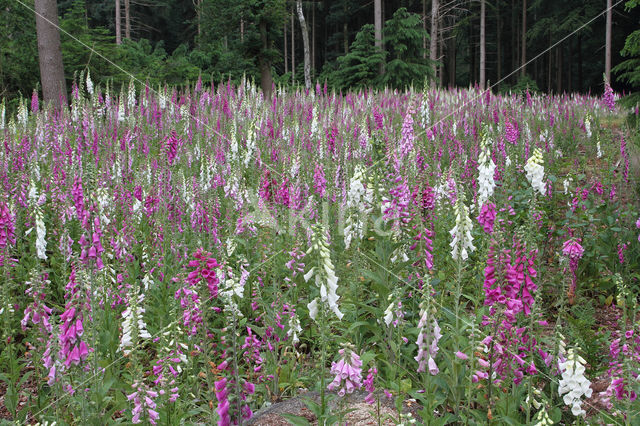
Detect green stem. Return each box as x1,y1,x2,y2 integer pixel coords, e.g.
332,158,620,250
232,308,243,426
320,304,327,422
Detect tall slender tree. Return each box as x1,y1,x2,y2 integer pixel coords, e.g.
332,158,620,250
480,0,486,89
297,0,311,89
605,0,612,82
124,0,130,40
521,0,527,77
430,0,439,80
35,0,66,107
115,0,121,44
375,0,384,75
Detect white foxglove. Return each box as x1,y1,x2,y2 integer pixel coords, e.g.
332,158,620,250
449,198,475,261
524,148,546,195
558,347,592,417
584,115,592,138
86,70,94,96
287,315,302,344
477,128,496,206
120,292,151,356
17,101,28,128
35,207,47,260
344,165,373,248
305,224,343,321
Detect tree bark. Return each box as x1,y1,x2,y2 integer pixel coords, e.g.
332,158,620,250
605,0,612,82
521,0,527,78
124,0,130,39
312,0,315,78
422,0,427,60
375,0,383,74
448,20,456,87
259,21,273,100
496,0,502,83
284,19,288,75
115,0,121,45
480,0,486,90
296,0,311,90
430,0,439,81
291,9,295,85
343,1,348,54
578,34,583,92
35,0,67,107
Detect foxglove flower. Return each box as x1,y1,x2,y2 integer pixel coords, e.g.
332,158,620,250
415,284,441,375
558,348,592,417
305,223,343,321
603,80,616,112
327,344,363,396
477,129,496,205
344,165,373,248
0,202,15,263
128,380,160,424
399,107,415,158
415,310,441,375
28,182,46,259
584,114,592,138
524,148,545,195
120,291,151,356
477,203,496,234
450,197,475,261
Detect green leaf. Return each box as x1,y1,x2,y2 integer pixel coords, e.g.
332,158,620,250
281,414,312,426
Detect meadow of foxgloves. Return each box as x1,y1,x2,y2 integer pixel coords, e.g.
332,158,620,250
0,76,639,425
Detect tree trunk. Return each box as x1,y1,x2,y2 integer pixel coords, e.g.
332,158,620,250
343,1,348,55
241,19,244,43
284,19,288,75
605,0,612,82
312,0,315,78
430,0,439,80
547,32,552,92
578,34,583,92
422,0,427,60
521,0,527,78
480,0,486,90
496,0,501,84
124,0,130,39
448,21,456,87
115,0,121,45
511,0,516,84
375,0,384,74
296,0,311,90
259,21,273,100
291,9,295,85
556,47,561,93
35,0,67,107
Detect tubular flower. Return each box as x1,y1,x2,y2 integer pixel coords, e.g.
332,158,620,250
327,344,363,396
524,148,545,195
415,283,441,375
305,223,343,321
558,348,592,417
119,291,152,356
477,127,496,206
449,197,475,261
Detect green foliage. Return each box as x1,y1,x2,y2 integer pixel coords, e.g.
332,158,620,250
329,25,385,90
59,1,118,85
381,8,433,90
323,8,433,92
0,0,39,106
613,0,640,105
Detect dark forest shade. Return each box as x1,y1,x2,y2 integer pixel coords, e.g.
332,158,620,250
2,0,640,103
